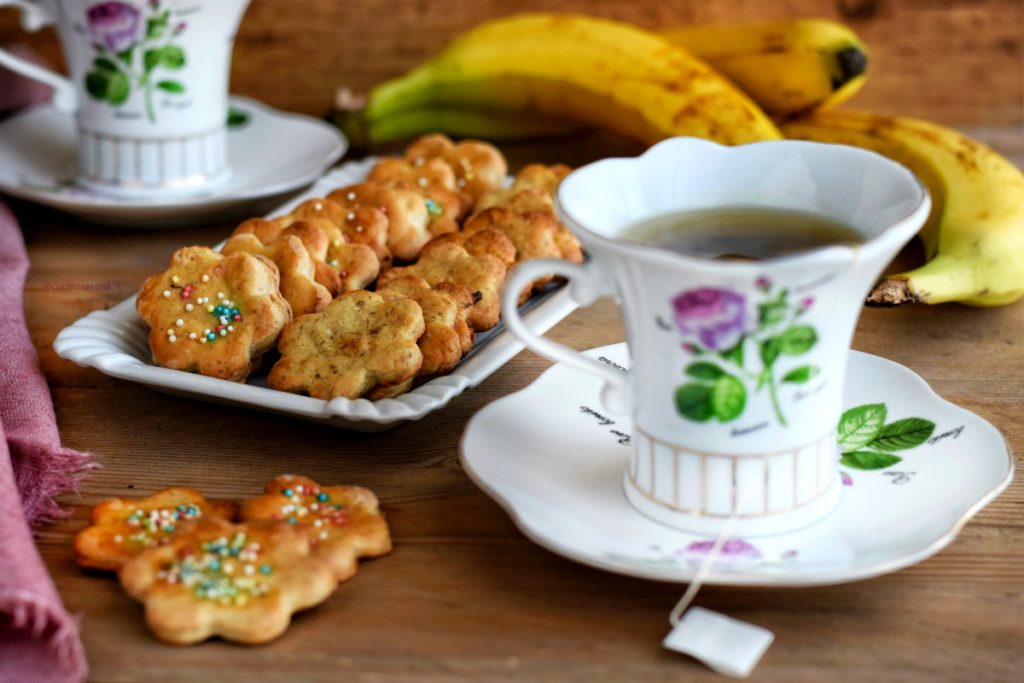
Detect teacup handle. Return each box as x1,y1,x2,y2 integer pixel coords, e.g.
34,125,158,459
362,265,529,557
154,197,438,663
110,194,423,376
502,258,632,414
0,0,77,112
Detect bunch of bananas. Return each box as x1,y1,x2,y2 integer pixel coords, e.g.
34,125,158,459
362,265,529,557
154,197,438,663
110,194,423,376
338,13,1024,307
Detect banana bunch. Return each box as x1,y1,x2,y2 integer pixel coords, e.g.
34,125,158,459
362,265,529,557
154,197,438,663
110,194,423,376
342,15,866,146
784,111,1024,306
352,13,782,146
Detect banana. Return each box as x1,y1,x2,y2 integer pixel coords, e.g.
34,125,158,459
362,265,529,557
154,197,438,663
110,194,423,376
364,13,781,146
664,19,868,118
783,111,1024,306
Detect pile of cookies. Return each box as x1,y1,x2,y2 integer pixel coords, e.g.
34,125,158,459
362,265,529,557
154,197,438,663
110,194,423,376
74,475,390,644
136,134,583,399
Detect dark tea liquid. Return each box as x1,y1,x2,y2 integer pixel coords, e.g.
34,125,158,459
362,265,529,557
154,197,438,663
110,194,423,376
622,207,863,260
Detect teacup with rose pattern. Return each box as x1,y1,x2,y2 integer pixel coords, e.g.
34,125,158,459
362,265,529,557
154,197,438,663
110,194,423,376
0,0,249,197
502,137,930,536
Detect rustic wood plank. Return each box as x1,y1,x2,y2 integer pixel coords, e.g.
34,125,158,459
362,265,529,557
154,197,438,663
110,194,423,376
4,0,1020,126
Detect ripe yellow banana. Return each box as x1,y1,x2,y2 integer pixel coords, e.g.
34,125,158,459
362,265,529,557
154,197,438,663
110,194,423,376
783,111,1024,306
664,19,868,117
365,13,781,146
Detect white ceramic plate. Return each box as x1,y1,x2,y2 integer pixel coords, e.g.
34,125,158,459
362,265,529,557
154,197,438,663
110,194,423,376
53,158,578,431
460,342,1013,586
0,96,345,226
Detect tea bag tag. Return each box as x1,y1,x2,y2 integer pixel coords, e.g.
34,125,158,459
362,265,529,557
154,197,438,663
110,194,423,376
663,607,774,678
662,514,773,678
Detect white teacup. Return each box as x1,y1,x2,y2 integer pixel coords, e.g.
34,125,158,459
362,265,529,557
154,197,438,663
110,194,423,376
502,138,930,536
0,0,249,198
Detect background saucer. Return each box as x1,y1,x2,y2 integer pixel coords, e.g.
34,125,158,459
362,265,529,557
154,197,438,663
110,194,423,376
460,343,1013,586
0,96,346,227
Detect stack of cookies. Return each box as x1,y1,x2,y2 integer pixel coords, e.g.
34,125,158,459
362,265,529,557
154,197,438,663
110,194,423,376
75,476,391,644
136,134,583,399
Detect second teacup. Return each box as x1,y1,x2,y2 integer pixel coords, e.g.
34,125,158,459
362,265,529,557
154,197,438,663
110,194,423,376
0,0,250,198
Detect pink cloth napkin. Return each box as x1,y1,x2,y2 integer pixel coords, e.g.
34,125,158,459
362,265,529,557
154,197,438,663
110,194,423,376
0,50,90,683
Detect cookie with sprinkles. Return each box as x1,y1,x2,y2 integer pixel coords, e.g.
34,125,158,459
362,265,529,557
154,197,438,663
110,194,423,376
136,247,291,382
326,182,431,262
119,517,337,645
74,487,238,571
294,218,382,292
368,157,468,236
268,290,425,400
241,475,391,581
319,208,393,271
404,133,508,204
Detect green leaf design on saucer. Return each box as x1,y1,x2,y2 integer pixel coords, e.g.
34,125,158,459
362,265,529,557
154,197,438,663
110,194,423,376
838,404,937,478
841,450,902,470
838,403,886,451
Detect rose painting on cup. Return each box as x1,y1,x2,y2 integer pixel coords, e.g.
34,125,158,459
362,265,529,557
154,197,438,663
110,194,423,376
83,0,188,123
672,277,820,426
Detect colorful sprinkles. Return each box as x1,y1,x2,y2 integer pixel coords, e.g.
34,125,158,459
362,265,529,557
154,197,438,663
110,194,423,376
273,483,348,544
121,503,203,548
156,531,272,605
163,273,244,346
424,198,443,217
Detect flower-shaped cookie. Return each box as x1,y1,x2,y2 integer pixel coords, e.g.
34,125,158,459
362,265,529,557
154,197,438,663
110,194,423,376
303,209,393,270
119,517,337,644
297,218,382,291
461,207,567,299
240,475,391,581
280,199,393,269
377,237,509,332
327,182,431,262
378,274,474,376
472,164,584,266
368,157,467,236
405,133,508,203
465,207,563,265
136,247,291,381
268,290,425,400
511,162,572,196
74,487,238,571
221,233,332,316
234,217,381,295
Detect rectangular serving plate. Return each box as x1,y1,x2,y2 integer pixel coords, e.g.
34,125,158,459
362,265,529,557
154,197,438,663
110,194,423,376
53,159,578,431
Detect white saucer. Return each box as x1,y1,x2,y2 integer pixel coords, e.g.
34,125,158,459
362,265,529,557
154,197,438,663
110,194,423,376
460,343,1013,586
0,96,346,226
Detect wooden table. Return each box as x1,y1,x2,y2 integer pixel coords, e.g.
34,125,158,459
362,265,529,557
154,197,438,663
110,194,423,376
17,132,1024,682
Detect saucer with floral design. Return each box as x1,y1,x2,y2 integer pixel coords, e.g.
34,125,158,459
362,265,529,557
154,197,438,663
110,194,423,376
460,343,1012,586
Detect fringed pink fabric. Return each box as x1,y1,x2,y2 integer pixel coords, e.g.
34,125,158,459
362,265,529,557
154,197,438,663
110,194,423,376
0,199,91,682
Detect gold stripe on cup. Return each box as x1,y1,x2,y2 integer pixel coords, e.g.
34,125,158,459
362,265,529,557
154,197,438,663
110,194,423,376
630,428,836,518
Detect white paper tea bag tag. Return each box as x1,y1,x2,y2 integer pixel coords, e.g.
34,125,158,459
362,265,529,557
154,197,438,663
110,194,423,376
663,606,774,678
661,513,773,677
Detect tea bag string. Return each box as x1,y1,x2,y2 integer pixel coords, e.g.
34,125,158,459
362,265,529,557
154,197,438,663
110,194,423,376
669,511,739,627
